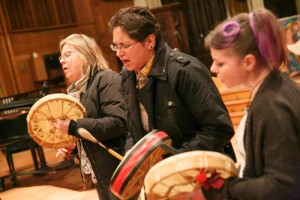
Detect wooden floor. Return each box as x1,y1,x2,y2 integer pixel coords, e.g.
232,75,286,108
0,147,98,200
0,141,241,200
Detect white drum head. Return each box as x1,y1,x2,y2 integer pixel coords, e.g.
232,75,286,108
27,93,86,149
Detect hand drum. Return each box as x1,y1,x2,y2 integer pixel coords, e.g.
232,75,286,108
27,93,86,149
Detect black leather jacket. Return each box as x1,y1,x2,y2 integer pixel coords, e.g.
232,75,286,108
69,69,127,189
120,42,235,159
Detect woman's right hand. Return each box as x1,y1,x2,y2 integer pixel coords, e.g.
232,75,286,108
55,143,76,160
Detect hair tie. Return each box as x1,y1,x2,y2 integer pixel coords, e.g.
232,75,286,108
219,21,240,48
222,21,240,37
249,12,276,68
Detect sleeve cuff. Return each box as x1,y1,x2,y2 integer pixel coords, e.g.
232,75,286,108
68,119,80,138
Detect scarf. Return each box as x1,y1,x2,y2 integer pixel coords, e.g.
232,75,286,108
67,74,98,186
67,75,89,99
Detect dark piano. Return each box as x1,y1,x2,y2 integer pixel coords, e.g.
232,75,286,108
0,88,53,191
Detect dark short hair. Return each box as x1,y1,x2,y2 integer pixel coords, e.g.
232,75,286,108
108,6,161,48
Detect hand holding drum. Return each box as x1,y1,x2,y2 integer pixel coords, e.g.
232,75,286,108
26,93,122,160
27,93,85,149
143,151,238,200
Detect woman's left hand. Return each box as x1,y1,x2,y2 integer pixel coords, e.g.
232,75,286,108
52,118,71,134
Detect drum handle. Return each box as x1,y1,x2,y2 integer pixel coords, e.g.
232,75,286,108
96,141,123,161
160,143,180,155
78,128,123,161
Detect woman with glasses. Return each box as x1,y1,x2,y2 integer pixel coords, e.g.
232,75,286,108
203,8,300,199
108,5,236,193
52,33,127,200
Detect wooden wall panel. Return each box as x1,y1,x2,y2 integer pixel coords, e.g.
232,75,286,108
182,0,227,68
13,55,36,93
92,0,133,72
10,25,96,56
9,25,96,93
0,36,17,96
2,0,77,32
74,0,94,24
0,0,132,95
31,52,49,82
228,0,248,17
151,3,190,54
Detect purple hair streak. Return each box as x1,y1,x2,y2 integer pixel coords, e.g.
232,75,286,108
249,12,276,67
221,21,240,48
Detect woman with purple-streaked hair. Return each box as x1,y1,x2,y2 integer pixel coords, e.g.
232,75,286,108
202,8,300,200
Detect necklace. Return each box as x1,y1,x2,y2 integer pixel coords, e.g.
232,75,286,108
246,77,265,108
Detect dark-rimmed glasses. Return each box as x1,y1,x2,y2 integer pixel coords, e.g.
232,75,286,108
110,41,139,52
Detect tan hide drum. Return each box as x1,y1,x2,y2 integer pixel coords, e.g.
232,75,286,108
144,151,238,200
110,130,172,200
27,93,86,149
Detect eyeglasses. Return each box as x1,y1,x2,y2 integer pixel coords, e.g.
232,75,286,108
110,41,139,52
59,51,76,62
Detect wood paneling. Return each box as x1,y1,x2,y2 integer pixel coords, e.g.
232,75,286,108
0,36,17,96
91,0,133,72
0,0,134,96
9,25,96,92
228,0,249,17
13,55,37,92
182,0,228,68
10,25,96,56
2,0,77,32
74,0,94,24
0,0,96,95
0,18,2,34
0,3,17,97
151,3,190,53
10,25,95,93
0,148,95,197
1,185,97,200
31,52,49,82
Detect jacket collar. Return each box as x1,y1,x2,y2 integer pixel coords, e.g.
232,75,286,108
257,70,280,93
120,42,171,83
148,42,171,81
86,67,99,88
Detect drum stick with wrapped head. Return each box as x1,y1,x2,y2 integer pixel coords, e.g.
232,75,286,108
78,128,123,161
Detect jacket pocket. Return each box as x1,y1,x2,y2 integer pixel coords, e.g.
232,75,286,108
165,102,184,147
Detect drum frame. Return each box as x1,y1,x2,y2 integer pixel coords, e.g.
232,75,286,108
110,130,172,199
144,150,238,200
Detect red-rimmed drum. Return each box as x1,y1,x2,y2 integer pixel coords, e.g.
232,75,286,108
110,130,172,200
144,151,238,200
27,93,86,149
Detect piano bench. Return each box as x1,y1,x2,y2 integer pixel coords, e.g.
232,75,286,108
0,139,46,190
